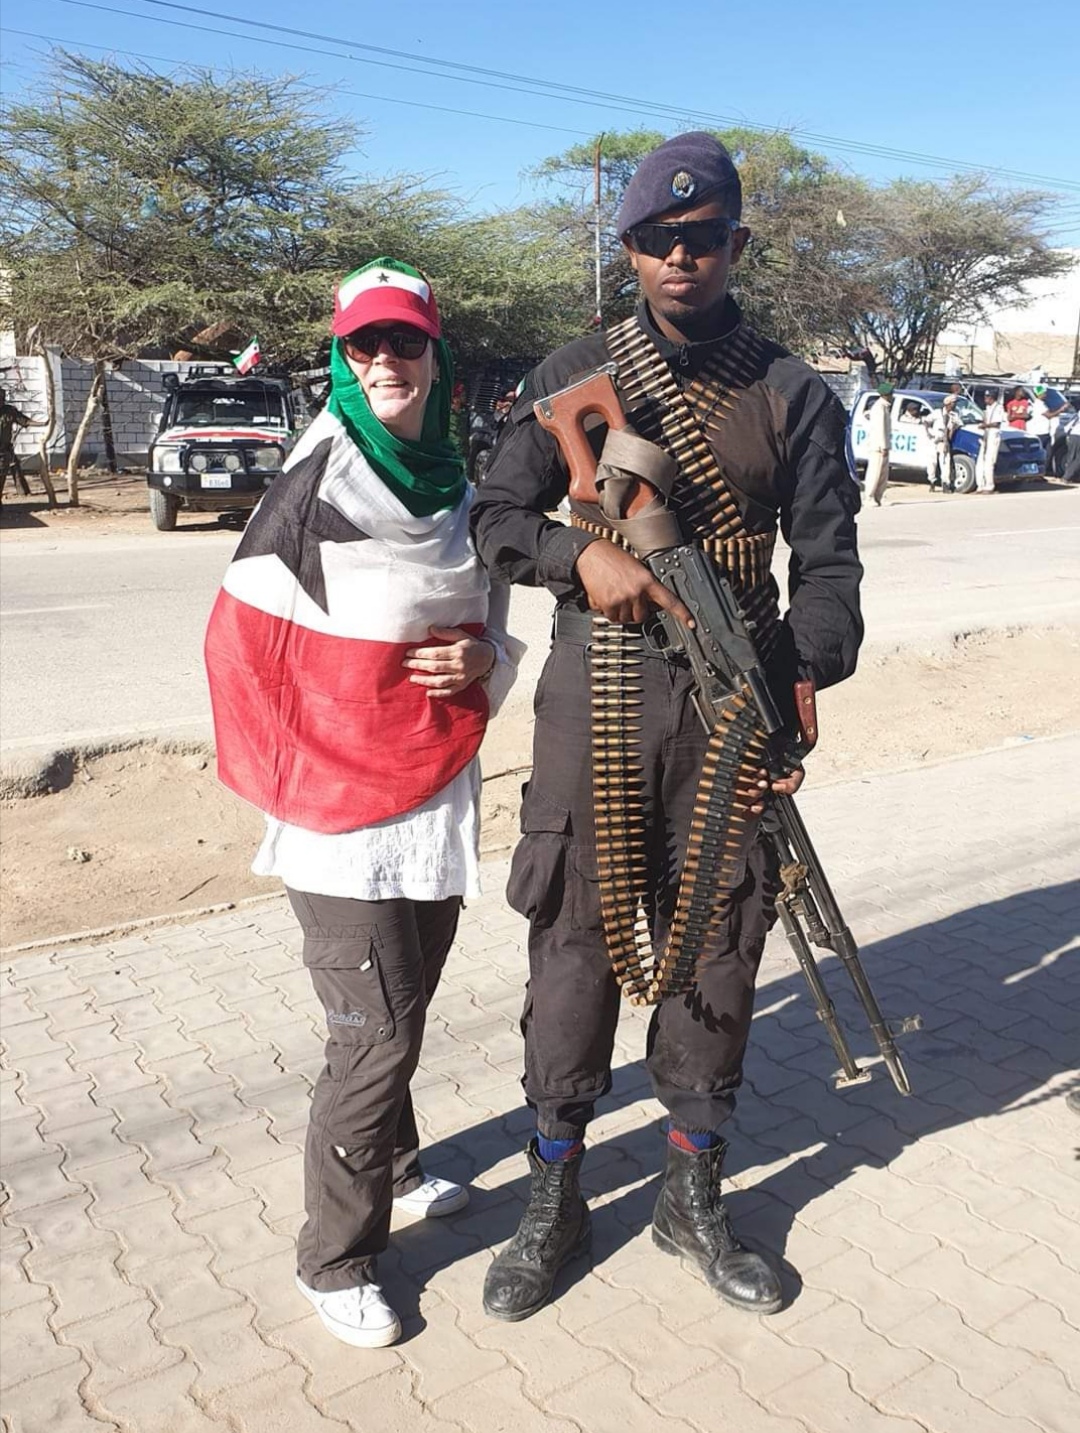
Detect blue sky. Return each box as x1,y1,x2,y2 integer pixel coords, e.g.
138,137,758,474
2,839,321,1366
4,0,1079,243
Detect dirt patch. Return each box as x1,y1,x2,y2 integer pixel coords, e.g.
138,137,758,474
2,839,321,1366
2,626,1077,950
0,470,243,540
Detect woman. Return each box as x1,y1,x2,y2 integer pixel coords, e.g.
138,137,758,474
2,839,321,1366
1005,386,1031,430
204,258,521,1349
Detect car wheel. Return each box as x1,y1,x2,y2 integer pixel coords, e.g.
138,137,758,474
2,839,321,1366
149,488,180,530
950,454,977,494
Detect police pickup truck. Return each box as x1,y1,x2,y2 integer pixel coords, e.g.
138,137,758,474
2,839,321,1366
849,388,1045,492
147,368,298,530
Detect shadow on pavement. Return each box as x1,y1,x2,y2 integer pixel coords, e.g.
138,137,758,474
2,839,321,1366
388,879,1078,1324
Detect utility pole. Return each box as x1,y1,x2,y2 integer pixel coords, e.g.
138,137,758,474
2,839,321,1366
594,134,604,329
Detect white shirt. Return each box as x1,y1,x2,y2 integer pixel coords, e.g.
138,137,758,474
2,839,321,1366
868,396,891,452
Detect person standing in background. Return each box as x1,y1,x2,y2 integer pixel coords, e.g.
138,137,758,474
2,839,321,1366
978,388,1006,493
863,384,893,506
1005,386,1030,430
0,387,35,498
1030,386,1068,470
927,394,958,491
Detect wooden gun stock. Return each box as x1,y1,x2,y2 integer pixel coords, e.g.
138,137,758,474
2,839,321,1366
533,363,626,506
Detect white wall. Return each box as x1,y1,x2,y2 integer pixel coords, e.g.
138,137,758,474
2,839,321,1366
936,248,1080,377
3,356,216,468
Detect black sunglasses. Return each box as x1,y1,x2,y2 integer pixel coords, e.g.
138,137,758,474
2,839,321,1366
343,326,430,360
626,217,740,260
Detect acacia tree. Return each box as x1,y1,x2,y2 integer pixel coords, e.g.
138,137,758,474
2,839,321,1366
0,51,611,498
420,206,589,364
0,54,374,498
837,177,1074,382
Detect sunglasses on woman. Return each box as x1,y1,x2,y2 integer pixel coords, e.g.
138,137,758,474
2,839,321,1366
343,326,430,360
626,217,740,261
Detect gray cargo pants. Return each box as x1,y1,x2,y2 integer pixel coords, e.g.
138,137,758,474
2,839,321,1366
286,888,461,1291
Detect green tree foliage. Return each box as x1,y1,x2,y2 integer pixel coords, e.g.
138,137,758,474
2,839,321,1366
0,50,593,485
0,54,376,491
424,206,591,364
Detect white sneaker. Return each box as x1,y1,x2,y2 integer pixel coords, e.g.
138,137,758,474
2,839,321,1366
392,1175,470,1218
295,1276,401,1348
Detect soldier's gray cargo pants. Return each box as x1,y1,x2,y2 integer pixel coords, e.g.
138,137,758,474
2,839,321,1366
286,889,461,1291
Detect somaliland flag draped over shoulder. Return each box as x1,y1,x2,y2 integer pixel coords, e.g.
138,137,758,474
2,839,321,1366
203,412,490,835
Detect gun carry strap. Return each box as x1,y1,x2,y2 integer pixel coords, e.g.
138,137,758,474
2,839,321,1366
568,318,780,1004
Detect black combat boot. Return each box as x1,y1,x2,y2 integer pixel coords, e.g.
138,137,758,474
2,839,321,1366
482,1139,591,1321
652,1138,783,1314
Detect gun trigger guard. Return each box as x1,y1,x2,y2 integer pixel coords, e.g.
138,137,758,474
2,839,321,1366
641,614,674,656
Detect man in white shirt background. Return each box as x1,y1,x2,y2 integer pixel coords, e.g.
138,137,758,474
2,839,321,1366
977,388,1005,493
864,384,893,506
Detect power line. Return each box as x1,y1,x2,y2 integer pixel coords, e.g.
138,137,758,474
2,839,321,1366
0,26,593,140
47,1,710,150
7,25,1079,250
57,0,1080,195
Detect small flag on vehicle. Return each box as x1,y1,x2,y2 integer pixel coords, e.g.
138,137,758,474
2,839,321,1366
233,337,260,375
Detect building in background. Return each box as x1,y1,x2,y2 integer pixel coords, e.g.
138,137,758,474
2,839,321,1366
936,249,1080,379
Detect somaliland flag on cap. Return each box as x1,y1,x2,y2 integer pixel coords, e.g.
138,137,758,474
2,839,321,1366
332,257,442,339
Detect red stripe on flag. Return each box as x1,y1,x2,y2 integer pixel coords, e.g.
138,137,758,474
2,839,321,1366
205,590,488,833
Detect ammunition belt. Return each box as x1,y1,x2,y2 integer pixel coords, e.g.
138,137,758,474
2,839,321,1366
587,615,768,1005
552,606,680,659
605,317,772,545
571,318,780,1004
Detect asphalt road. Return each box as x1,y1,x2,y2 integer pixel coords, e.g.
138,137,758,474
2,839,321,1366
2,487,1078,753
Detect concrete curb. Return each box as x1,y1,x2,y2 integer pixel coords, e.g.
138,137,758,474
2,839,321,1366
5,730,1076,961
0,889,287,958
4,620,1072,802
0,734,214,800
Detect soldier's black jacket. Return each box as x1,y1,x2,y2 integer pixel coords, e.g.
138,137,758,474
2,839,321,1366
470,297,864,695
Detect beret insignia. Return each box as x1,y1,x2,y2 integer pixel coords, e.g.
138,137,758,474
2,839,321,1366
670,170,696,201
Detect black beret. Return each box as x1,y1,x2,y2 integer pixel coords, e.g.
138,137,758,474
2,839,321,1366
616,132,742,238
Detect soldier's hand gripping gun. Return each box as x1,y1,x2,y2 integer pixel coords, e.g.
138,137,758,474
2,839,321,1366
535,364,922,1096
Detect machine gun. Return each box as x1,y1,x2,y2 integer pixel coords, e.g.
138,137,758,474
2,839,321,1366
535,364,921,1096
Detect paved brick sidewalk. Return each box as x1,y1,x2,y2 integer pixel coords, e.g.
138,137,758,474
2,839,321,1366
2,737,1078,1433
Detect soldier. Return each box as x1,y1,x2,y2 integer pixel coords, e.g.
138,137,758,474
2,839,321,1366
471,133,864,1322
0,387,34,498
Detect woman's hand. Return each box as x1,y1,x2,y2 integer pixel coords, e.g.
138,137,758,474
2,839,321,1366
749,765,805,816
403,626,496,698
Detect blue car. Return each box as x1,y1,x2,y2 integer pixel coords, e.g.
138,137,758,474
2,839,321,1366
849,389,1045,492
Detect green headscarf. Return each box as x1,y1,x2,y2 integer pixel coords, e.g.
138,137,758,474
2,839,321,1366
327,264,465,517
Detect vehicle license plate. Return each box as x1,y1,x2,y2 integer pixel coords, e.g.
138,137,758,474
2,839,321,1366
201,475,232,489
1019,462,1041,474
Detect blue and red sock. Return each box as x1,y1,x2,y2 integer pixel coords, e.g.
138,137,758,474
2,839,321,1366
668,1124,720,1153
537,1134,584,1163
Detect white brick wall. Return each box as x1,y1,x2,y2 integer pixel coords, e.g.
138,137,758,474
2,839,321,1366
1,356,57,463
3,356,220,469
